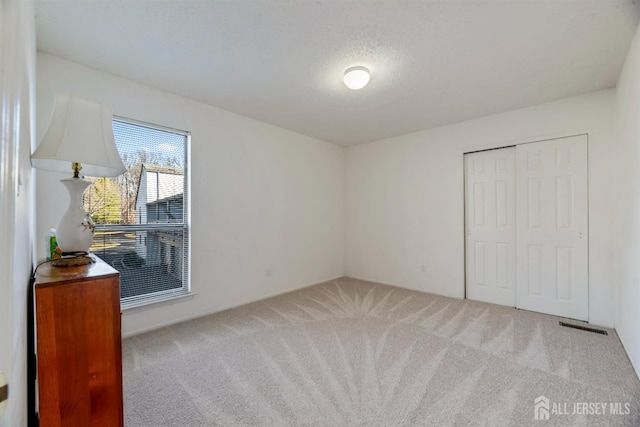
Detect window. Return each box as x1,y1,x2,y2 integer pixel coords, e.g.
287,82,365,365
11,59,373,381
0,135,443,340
85,117,190,308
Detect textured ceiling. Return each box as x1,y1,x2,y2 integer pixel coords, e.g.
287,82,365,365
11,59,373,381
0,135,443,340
35,0,640,146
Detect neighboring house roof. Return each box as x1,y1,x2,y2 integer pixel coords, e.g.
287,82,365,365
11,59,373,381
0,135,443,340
143,164,183,175
134,163,184,207
147,193,183,222
146,193,183,206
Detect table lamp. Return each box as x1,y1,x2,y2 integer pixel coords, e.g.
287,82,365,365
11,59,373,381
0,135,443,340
32,95,126,266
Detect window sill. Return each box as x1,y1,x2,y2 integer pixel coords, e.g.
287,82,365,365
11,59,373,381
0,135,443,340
121,290,195,312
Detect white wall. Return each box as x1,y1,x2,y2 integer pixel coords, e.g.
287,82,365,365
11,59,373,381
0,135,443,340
614,23,640,375
0,0,36,425
36,53,345,336
346,89,617,327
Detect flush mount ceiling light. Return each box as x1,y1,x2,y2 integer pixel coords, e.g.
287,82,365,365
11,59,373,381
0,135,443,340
343,66,370,90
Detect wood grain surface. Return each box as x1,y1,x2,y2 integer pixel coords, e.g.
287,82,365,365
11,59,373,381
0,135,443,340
35,255,123,426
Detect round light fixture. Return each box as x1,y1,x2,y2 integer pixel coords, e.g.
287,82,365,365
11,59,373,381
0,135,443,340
343,66,370,90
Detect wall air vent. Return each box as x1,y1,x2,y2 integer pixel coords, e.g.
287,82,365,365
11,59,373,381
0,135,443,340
559,321,608,335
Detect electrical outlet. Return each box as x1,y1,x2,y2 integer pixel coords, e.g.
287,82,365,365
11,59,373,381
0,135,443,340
266,268,271,277
421,265,426,273
0,370,7,418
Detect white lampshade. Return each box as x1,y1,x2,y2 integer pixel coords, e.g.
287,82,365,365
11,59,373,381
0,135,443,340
343,66,370,90
32,95,125,177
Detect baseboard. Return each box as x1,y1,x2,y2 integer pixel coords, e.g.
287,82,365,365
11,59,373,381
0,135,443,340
122,275,344,338
615,327,640,380
345,274,404,289
345,274,464,299
587,318,615,329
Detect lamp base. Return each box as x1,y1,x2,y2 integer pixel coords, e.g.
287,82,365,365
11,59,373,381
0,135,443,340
56,177,95,253
52,254,95,267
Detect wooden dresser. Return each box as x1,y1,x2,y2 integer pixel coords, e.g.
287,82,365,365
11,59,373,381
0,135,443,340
35,254,123,426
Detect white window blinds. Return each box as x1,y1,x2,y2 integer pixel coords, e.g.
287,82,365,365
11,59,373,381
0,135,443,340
86,117,190,308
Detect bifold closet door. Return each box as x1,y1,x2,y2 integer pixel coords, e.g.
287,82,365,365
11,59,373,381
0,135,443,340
515,135,588,321
465,135,588,321
465,147,516,307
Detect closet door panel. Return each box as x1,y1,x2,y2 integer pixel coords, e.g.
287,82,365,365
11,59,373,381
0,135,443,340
515,135,588,320
465,147,516,307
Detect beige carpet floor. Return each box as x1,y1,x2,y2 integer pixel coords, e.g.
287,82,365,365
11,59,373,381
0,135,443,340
122,277,640,426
